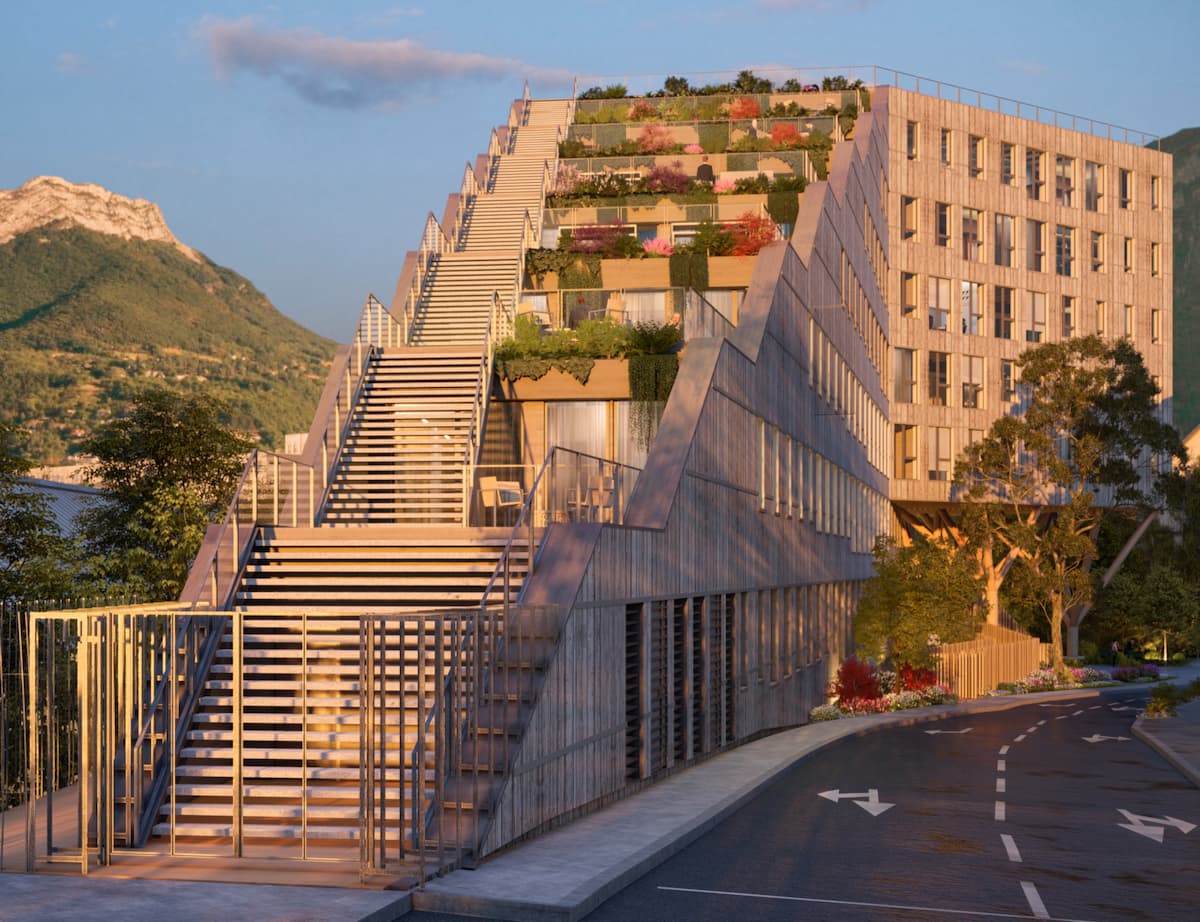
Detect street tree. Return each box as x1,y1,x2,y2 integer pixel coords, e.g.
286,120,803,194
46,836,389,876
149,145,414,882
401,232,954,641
77,386,252,599
0,423,73,601
954,336,1183,674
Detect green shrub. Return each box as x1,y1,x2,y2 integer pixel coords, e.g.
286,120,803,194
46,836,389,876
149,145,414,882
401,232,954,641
766,190,799,227
1145,682,1180,717
698,122,728,153
1079,639,1100,664
579,84,628,100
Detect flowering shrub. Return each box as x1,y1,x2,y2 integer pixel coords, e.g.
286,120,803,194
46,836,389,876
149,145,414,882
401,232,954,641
810,704,847,721
830,656,880,706
627,100,659,121
1068,666,1109,684
1112,663,1160,682
770,122,803,149
713,177,736,194
899,663,940,691
644,161,691,194
730,96,761,119
810,681,957,721
554,164,583,196
637,123,674,154
683,143,703,154
994,665,1117,695
729,211,777,256
569,222,640,257
642,236,674,257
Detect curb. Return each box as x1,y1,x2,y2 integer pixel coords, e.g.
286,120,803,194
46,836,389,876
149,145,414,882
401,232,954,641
1131,716,1200,789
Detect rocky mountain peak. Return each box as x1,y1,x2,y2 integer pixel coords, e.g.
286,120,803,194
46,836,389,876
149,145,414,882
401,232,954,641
0,175,200,260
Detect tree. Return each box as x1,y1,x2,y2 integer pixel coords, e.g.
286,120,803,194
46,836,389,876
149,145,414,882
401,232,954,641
855,536,985,668
77,386,252,599
0,423,73,601
955,336,1183,675
1093,563,1199,657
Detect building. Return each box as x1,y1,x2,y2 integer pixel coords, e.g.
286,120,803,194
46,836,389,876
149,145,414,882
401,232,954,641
20,68,1170,880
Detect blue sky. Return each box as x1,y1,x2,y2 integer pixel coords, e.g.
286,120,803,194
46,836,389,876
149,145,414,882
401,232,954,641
2,1,1196,340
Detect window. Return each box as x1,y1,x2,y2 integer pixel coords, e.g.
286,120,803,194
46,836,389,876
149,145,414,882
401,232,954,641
1062,295,1076,338
1151,175,1161,210
1000,142,1015,185
906,120,918,160
928,351,949,406
894,425,917,479
1027,291,1046,343
994,213,1014,267
962,355,984,409
1123,304,1134,339
1151,242,1161,277
969,134,983,178
1119,168,1133,209
927,427,952,481
901,196,917,240
963,208,982,260
1096,301,1107,338
1026,148,1044,200
901,271,918,315
1026,219,1044,272
940,128,952,166
1152,308,1162,344
1123,237,1134,273
1091,231,1104,272
1055,155,1074,206
1055,225,1074,276
1084,161,1102,212
994,286,1014,339
1001,360,1016,402
894,348,915,403
928,276,951,331
961,280,982,335
935,202,950,247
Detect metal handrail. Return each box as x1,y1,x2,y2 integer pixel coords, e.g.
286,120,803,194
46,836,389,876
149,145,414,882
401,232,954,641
403,212,452,343
460,319,495,527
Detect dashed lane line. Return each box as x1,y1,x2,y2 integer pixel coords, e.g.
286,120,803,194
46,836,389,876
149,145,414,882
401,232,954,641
997,759,1006,772
996,778,1007,793
999,745,1010,755
995,800,1006,821
1001,833,1022,862
1021,881,1050,920
1015,734,1027,742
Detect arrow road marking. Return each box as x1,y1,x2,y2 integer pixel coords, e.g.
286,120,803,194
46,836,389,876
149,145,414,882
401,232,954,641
925,727,974,735
818,788,894,816
1117,809,1196,842
1083,734,1131,743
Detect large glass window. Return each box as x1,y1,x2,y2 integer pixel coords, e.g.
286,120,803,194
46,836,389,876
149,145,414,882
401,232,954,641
927,427,952,481
894,348,915,403
1001,359,1016,402
1026,148,1044,200
1026,219,1044,272
1123,237,1134,273
901,196,917,240
1055,155,1074,207
940,128,952,167
1091,231,1105,272
1084,161,1102,211
962,208,982,261
1000,142,1015,185
901,271,918,316
1055,225,1074,276
906,121,918,160
1119,168,1133,209
994,286,1014,339
928,351,949,406
961,280,982,335
1096,301,1107,338
1151,242,1161,277
994,214,1014,267
969,135,984,178
935,202,950,247
962,356,984,409
1062,296,1076,338
894,425,917,480
1027,291,1046,343
928,276,951,331
1151,175,1161,210
547,401,607,459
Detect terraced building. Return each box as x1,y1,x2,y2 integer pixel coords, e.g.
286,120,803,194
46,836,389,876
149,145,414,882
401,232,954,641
19,68,1170,883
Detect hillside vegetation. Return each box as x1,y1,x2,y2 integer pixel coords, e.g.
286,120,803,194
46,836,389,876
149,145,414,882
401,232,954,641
0,226,334,463
1159,128,1200,436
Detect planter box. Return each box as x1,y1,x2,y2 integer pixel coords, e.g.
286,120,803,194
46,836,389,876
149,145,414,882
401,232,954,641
498,358,630,400
527,271,559,291
600,258,670,290
708,255,757,288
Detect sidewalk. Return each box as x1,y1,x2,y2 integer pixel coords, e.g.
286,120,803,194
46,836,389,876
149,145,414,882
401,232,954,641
3,665,1197,922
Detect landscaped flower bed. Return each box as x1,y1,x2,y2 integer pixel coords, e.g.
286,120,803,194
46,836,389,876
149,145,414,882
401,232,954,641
1110,663,1161,682
992,666,1113,695
809,657,958,721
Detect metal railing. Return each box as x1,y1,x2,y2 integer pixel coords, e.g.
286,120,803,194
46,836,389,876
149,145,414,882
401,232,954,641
400,213,453,344
460,323,495,527
517,286,733,337
545,199,773,236
559,150,816,184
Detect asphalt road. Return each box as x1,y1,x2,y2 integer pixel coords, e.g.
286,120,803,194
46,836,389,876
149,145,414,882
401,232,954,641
410,686,1200,921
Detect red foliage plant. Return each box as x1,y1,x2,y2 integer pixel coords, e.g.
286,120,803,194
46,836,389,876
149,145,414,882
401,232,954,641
569,222,628,257
728,211,777,256
729,96,761,119
830,656,881,706
770,122,802,149
627,100,659,121
637,123,674,154
644,161,690,194
898,663,939,692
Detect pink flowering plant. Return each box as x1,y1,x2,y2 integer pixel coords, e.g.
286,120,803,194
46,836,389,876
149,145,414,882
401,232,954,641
713,177,736,194
636,123,674,154
813,657,957,720
683,143,703,154
642,236,674,257
993,665,1114,695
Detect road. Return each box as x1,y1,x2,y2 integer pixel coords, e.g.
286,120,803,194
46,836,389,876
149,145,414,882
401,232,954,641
411,686,1200,921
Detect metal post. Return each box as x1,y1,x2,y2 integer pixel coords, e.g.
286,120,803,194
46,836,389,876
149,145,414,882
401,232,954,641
232,612,243,857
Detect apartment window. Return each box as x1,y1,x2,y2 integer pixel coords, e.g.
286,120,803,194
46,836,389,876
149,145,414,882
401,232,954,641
1084,161,1102,212
901,196,918,240
894,424,917,479
935,202,950,247
1151,242,1161,277
1151,175,1161,210
928,427,952,481
1026,148,1044,200
1091,231,1104,272
994,213,1014,267
1062,295,1076,338
940,128,952,167
962,208,981,260
1027,291,1046,343
994,286,1014,339
1123,237,1134,273
969,134,983,178
1096,301,1107,338
906,120,918,160
1123,304,1134,339
1026,219,1045,272
1000,142,1015,185
1119,168,1133,208
928,276,951,331
928,351,949,406
962,355,984,409
1001,359,1016,402
961,280,982,335
1152,308,1162,344
901,271,918,316
1055,155,1074,207
1055,225,1074,276
894,348,915,403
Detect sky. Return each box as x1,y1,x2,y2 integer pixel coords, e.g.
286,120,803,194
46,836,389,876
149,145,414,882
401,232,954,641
2,1,1197,341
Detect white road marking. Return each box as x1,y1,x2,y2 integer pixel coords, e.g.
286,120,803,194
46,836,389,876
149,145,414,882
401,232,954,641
1089,705,1102,710
995,800,1006,821
1072,710,1084,716
1056,715,1069,720
1022,881,1050,919
1014,734,1027,742
999,745,1009,755
997,759,1006,772
1036,719,1047,726
1026,726,1038,733
996,778,1006,793
1001,833,1022,862
656,885,1098,921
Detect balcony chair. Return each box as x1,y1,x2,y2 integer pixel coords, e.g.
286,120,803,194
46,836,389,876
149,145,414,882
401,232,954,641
479,475,523,526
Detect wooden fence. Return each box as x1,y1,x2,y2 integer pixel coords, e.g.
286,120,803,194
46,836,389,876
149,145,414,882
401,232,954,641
935,624,1044,700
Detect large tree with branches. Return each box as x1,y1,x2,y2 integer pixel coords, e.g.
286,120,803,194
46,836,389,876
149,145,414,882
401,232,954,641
954,336,1183,674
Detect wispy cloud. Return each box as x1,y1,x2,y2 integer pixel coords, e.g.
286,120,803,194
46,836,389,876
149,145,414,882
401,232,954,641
199,18,564,110
1003,58,1049,77
56,51,84,74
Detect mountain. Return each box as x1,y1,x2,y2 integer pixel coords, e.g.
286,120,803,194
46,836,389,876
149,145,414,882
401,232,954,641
1159,128,1200,436
0,177,335,464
